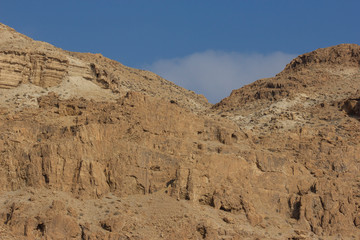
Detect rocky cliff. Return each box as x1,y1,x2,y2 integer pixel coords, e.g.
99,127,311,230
0,23,359,239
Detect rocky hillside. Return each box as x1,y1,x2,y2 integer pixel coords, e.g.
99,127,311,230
0,23,210,112
0,24,359,239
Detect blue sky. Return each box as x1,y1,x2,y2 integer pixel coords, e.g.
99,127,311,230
1,1,359,103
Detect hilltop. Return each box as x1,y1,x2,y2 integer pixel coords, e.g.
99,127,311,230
0,23,359,239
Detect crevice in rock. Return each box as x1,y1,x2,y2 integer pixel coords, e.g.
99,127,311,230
290,200,301,220
220,206,232,212
310,183,317,193
4,203,15,225
255,159,265,172
80,225,86,240
166,179,175,187
36,223,46,236
43,173,49,184
196,224,207,239
100,222,112,232
185,169,191,200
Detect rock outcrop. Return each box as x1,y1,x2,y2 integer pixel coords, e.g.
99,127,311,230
0,23,360,239
0,23,209,112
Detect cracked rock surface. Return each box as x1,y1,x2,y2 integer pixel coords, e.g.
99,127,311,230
0,23,360,239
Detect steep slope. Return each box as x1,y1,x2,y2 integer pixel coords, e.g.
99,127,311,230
210,44,360,238
214,44,360,113
0,23,210,112
0,24,360,240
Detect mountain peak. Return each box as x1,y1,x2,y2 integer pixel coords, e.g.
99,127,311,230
213,44,360,111
283,44,360,73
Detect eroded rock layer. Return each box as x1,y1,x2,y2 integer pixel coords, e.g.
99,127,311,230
0,23,359,239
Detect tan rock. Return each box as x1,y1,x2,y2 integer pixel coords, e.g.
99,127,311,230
0,23,360,239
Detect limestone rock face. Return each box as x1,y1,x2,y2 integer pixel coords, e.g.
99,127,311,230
0,23,209,112
0,50,89,88
0,23,360,239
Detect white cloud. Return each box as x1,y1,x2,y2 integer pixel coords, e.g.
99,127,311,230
146,50,297,103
